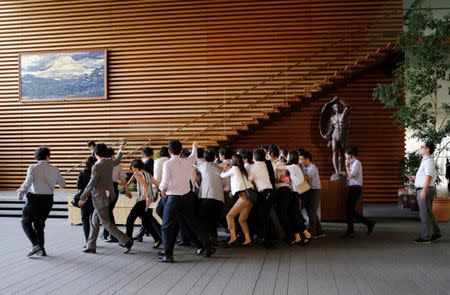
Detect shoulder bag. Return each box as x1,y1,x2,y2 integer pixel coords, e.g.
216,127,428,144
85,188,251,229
240,170,257,204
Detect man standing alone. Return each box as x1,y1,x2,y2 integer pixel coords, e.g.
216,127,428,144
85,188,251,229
18,146,65,257
412,142,442,244
342,146,375,238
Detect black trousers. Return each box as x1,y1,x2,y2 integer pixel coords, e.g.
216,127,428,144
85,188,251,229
156,196,166,219
162,194,209,258
302,189,323,235
346,185,369,233
103,182,119,239
21,193,53,247
198,198,224,239
292,192,307,233
254,189,275,240
80,197,94,242
125,200,161,242
276,187,303,241
176,192,198,244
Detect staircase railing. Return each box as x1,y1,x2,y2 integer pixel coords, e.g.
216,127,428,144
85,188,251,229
63,137,151,175
181,40,394,143
166,7,401,145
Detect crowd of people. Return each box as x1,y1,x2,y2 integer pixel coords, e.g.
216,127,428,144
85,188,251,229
17,139,443,261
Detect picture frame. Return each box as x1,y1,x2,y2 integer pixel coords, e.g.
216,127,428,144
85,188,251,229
19,49,107,102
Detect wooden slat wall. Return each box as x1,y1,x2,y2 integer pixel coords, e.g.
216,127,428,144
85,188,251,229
230,67,405,203
0,0,403,189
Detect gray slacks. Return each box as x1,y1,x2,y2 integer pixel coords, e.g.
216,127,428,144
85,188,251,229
416,187,441,240
87,206,130,250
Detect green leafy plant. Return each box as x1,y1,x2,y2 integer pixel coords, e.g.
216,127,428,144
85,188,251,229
400,151,422,186
128,182,137,192
373,8,450,181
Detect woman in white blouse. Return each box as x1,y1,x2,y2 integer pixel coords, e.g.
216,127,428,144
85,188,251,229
276,151,312,245
220,154,254,247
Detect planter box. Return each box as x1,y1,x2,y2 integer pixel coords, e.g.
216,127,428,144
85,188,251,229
432,198,450,222
67,193,142,225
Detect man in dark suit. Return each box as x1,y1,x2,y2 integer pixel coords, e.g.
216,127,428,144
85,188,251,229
142,147,154,175
79,143,133,254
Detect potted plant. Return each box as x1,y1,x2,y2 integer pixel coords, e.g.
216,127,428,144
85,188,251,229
372,8,450,220
399,151,422,210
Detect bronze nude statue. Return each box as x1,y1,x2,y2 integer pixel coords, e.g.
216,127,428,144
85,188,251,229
320,96,350,181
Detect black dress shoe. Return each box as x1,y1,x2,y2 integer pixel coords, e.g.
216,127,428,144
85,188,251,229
123,240,133,254
367,221,376,236
204,247,216,258
153,240,162,249
431,233,443,242
414,237,431,244
83,248,96,254
27,245,43,257
132,235,144,242
40,248,47,256
106,237,119,243
157,256,174,263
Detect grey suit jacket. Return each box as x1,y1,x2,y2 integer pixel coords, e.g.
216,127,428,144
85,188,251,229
80,152,123,209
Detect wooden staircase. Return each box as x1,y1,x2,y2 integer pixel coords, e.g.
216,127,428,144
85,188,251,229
172,42,396,147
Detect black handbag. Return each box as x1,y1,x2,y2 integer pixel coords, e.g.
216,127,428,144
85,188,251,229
240,170,257,204
245,188,258,204
71,190,82,208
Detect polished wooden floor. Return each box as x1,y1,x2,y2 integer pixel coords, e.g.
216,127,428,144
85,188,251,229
1,207,449,295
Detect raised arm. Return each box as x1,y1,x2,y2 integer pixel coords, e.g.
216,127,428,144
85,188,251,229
112,143,125,166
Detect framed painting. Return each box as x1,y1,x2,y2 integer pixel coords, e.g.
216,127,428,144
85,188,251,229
19,49,107,102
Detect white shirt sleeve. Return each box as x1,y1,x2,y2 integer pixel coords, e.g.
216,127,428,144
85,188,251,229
18,165,34,195
159,161,170,192
220,166,235,178
350,161,360,177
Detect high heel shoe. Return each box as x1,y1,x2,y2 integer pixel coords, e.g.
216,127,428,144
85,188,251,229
302,237,311,246
291,238,302,245
241,242,253,248
224,239,240,248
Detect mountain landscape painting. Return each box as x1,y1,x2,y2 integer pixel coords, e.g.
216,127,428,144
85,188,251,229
19,49,106,101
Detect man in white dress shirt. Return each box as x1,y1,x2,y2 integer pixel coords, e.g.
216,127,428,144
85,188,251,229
411,142,442,244
158,140,215,263
18,146,65,257
342,146,375,238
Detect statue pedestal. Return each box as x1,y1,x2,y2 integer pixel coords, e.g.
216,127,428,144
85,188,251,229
320,179,362,221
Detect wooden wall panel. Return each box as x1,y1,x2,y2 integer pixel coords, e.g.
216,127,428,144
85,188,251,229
0,0,402,189
230,68,405,203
